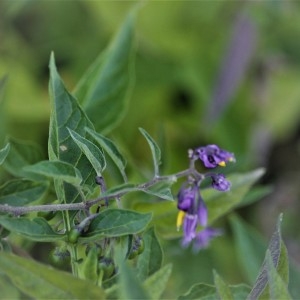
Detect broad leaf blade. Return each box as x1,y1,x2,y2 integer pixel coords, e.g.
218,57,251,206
48,53,96,203
143,263,172,300
0,252,105,299
68,128,106,176
0,143,10,165
0,179,48,206
80,209,152,242
137,227,163,281
139,128,161,176
24,160,82,186
213,270,233,300
178,283,217,300
86,127,127,181
0,217,65,242
266,250,291,300
74,10,136,133
247,214,289,299
3,137,43,179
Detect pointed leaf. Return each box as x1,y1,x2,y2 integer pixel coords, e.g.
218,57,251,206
0,216,65,242
178,283,217,300
86,127,127,181
0,252,105,299
74,10,136,133
137,227,163,281
68,128,106,176
0,143,10,165
139,128,161,176
80,209,152,242
0,179,49,206
143,263,172,300
213,270,233,300
3,137,43,179
48,53,96,203
142,181,174,201
24,160,82,186
247,214,289,299
266,250,291,300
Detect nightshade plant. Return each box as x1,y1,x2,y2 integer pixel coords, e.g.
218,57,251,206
0,9,295,300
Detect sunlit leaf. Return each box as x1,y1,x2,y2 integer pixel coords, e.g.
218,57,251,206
74,9,136,133
0,252,105,299
68,128,106,176
139,127,161,176
0,179,49,206
0,216,65,242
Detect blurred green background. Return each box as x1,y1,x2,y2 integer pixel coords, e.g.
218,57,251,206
1,0,300,297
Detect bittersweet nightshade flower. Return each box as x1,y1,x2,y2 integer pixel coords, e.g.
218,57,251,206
210,173,231,192
194,144,235,168
194,227,223,250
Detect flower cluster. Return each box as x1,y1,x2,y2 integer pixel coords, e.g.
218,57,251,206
177,144,235,251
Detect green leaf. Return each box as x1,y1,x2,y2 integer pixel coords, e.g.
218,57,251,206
205,168,266,224
0,143,10,165
78,246,98,284
266,250,291,300
0,252,105,299
178,283,217,300
137,227,163,281
213,270,233,300
143,263,172,300
0,273,20,299
0,179,49,206
229,214,267,283
139,127,161,176
73,9,136,133
48,53,96,203
116,249,150,300
68,128,106,176
230,284,251,300
79,209,152,242
0,216,65,242
24,160,82,186
3,137,43,179
142,180,174,201
247,214,289,299
86,127,127,181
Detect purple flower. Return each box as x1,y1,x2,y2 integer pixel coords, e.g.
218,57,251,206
193,227,223,251
210,174,231,191
194,144,235,168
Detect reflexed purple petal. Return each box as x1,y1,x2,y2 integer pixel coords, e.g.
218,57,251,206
193,227,223,251
182,214,198,247
197,198,208,226
211,174,231,192
177,185,196,211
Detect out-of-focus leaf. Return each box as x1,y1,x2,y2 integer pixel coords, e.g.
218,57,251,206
0,252,105,299
0,179,48,206
230,284,251,300
78,246,98,284
0,143,10,165
79,209,152,242
178,283,217,300
139,127,161,176
74,9,136,133
229,214,266,283
68,128,106,176
143,263,172,300
137,227,163,281
86,127,127,181
48,53,96,203
134,169,265,239
0,273,20,299
24,160,82,186
247,214,289,299
213,270,233,300
266,250,291,300
3,137,43,179
0,217,65,242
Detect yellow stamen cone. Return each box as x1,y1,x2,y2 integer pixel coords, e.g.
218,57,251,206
176,210,186,231
218,161,226,167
